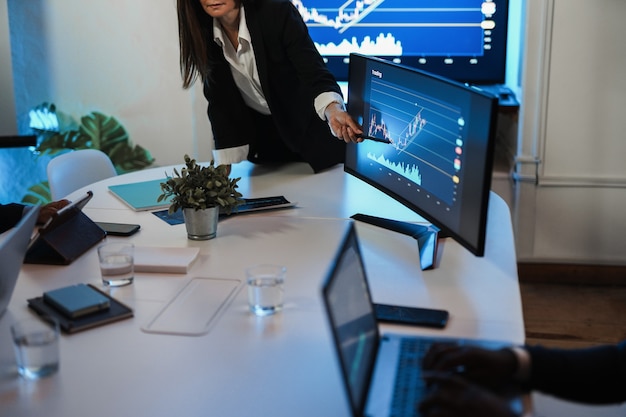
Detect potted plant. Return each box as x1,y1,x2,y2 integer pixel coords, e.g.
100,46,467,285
158,155,243,240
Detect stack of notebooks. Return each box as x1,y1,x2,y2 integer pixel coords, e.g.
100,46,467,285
28,284,133,333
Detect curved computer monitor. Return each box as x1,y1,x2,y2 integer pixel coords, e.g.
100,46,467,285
344,53,498,262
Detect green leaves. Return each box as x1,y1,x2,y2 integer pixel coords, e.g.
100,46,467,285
22,103,157,204
31,103,155,174
80,111,127,150
159,155,243,214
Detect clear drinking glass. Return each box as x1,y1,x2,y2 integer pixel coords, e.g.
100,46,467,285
11,317,60,379
98,242,134,286
246,264,286,316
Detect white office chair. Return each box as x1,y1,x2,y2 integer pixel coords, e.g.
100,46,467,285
47,149,117,200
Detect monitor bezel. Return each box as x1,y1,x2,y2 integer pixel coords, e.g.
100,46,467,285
344,53,498,256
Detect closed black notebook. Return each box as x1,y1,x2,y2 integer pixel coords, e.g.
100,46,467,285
28,284,133,334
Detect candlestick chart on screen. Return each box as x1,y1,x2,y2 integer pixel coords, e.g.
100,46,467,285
358,76,466,208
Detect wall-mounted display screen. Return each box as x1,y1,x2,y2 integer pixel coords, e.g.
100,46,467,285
292,0,509,84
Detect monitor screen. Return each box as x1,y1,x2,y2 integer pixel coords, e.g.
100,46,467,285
292,0,509,84
344,53,498,256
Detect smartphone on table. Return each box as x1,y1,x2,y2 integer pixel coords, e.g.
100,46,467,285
374,303,449,329
95,222,141,237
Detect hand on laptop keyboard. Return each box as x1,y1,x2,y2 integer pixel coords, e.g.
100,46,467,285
419,371,521,417
421,343,518,390
419,343,523,417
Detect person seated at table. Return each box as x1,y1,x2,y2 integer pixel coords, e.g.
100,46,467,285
418,340,626,416
176,0,364,174
0,200,70,234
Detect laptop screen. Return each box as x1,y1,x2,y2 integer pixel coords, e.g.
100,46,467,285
0,206,39,316
322,223,380,415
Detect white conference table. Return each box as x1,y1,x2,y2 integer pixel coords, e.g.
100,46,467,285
0,161,524,417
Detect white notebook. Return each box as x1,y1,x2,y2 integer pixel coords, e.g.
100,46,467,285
134,246,200,274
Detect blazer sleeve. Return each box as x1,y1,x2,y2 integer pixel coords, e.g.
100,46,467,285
203,44,257,151
526,340,626,404
0,203,26,234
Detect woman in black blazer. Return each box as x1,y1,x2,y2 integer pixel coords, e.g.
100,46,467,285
419,340,626,416
176,0,364,173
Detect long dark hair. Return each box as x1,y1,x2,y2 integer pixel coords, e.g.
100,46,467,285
177,0,218,88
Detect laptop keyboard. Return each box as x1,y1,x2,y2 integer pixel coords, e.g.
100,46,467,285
389,337,433,417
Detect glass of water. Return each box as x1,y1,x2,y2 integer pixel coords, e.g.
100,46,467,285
11,317,60,379
246,264,286,316
98,242,134,287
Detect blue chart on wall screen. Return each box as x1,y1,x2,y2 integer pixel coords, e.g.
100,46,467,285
291,0,507,83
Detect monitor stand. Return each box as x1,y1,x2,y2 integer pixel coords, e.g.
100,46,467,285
351,213,440,270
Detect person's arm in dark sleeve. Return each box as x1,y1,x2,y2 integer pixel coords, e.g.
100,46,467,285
527,340,626,404
0,203,26,233
203,55,256,153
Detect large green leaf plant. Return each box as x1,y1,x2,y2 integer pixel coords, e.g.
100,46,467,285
23,103,155,204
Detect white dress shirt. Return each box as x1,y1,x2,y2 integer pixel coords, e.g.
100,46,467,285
210,5,343,166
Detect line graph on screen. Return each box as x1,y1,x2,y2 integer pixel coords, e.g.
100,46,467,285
362,76,466,206
291,0,496,57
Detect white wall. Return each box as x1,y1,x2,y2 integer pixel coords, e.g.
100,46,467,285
541,0,626,185
515,0,626,264
519,0,626,186
6,0,213,167
0,1,17,135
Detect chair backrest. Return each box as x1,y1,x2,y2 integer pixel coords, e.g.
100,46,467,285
47,149,117,200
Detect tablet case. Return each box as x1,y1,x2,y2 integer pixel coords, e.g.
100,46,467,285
152,196,296,225
28,284,133,334
24,211,106,265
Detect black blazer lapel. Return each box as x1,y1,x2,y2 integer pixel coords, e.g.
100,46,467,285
244,6,272,104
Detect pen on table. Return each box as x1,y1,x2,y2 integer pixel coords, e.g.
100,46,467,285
356,134,392,144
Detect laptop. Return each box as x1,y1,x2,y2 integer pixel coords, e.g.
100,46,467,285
321,222,510,417
0,206,39,317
